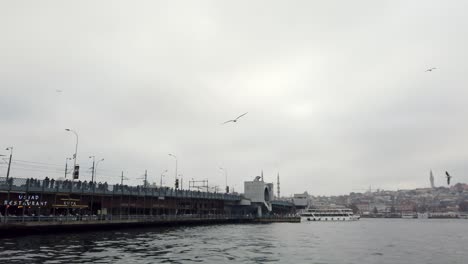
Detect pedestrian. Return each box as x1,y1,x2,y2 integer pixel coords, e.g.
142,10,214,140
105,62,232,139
44,177,50,188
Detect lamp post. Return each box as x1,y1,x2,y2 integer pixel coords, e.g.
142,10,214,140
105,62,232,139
89,156,95,182
3,147,13,223
178,174,183,189
219,167,228,193
168,154,177,188
160,169,168,187
65,129,79,178
95,158,104,183
5,147,13,180
64,157,72,178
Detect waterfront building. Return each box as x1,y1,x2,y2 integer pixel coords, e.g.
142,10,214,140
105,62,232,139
292,192,309,209
243,176,274,216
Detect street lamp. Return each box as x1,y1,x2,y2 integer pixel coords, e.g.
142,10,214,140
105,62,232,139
89,156,95,182
168,154,177,188
65,129,79,178
95,158,104,183
178,174,184,189
64,157,72,178
219,167,228,193
5,147,13,180
160,169,168,187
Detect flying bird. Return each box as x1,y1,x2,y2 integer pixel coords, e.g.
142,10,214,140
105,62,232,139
222,112,248,124
445,171,452,185
425,67,436,72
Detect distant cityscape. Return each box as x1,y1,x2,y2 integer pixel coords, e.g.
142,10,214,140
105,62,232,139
288,180,468,218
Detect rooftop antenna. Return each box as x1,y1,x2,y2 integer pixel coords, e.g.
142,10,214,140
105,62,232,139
120,171,129,185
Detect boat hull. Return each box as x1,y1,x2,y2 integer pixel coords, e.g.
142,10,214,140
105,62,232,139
300,216,360,222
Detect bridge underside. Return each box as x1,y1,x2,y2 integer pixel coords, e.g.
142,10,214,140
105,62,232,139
1,190,229,218
271,201,296,215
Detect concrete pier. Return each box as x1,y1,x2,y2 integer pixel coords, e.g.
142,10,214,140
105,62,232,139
0,215,300,237
254,217,301,223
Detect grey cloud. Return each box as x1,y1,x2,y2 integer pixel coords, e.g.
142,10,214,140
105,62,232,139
1,0,468,195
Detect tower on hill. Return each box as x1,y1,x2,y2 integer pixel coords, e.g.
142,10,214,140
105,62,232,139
430,170,435,188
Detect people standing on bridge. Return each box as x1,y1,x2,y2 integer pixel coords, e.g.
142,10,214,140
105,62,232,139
44,177,50,188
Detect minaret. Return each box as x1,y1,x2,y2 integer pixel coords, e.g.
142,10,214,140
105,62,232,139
430,170,435,188
277,172,280,199
261,170,264,181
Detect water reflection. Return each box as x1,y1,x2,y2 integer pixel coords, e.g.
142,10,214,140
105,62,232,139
1,220,468,264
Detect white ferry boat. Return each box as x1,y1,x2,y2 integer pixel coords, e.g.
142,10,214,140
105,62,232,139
459,213,468,219
401,212,417,219
300,208,360,222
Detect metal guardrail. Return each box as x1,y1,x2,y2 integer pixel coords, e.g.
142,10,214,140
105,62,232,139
0,214,254,224
271,200,295,207
0,177,241,201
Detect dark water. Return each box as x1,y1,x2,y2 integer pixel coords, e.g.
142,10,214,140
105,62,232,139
1,219,467,263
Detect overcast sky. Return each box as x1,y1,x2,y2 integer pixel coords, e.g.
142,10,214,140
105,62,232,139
1,0,468,195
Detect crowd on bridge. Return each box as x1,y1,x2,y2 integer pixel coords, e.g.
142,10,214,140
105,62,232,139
1,176,232,197
3,176,173,193
18,177,111,192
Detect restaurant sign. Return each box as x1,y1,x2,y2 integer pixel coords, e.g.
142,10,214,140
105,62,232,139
3,194,48,207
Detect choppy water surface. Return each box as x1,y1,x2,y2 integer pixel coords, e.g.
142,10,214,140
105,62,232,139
1,219,467,263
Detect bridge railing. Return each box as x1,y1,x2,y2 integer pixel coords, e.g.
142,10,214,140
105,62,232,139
0,214,254,224
0,177,240,201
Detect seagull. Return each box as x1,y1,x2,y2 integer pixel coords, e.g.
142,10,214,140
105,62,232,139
222,112,248,124
445,171,452,185
425,67,437,72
